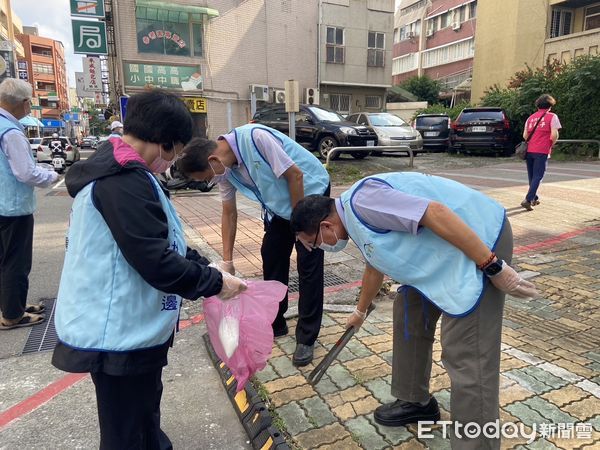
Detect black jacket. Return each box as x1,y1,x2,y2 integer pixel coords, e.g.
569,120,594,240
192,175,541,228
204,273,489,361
52,140,222,375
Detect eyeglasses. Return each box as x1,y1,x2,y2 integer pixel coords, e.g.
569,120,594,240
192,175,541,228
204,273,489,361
297,213,329,251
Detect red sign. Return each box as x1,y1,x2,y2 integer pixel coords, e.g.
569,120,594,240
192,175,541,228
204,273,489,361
141,29,186,49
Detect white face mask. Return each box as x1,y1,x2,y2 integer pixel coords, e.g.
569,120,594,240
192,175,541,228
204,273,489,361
207,159,230,188
150,145,176,174
318,225,348,252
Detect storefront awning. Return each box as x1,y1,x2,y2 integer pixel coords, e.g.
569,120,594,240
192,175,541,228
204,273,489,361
19,115,45,128
387,85,419,102
135,0,219,23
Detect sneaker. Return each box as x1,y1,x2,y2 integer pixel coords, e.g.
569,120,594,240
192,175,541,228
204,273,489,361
374,397,440,427
520,200,533,211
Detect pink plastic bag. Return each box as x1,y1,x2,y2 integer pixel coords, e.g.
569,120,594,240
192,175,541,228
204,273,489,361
204,280,287,391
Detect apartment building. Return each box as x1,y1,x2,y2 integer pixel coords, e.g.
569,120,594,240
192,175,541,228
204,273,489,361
18,28,69,121
392,0,477,99
0,0,25,81
471,0,600,101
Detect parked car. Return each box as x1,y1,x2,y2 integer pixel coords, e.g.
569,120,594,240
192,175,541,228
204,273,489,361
81,136,98,149
37,136,81,165
450,108,514,156
414,113,451,152
251,104,378,160
28,137,44,160
347,112,423,156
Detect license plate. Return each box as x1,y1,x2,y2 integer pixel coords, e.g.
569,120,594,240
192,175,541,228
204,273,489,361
366,140,374,147
52,158,64,169
424,132,438,137
471,126,487,132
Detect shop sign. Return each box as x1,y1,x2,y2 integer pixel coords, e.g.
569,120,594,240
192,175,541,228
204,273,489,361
183,97,207,113
122,62,202,91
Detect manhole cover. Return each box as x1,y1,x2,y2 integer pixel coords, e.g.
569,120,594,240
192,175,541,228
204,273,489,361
22,298,58,354
287,271,347,293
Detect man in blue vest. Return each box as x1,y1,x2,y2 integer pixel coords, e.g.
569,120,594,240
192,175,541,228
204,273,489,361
178,125,330,366
291,173,538,449
0,78,57,330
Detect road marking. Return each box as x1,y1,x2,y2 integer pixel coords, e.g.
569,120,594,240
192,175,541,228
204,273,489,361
53,178,65,189
513,226,600,254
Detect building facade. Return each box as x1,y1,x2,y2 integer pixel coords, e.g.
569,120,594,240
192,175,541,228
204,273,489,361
18,28,69,121
0,0,25,82
392,0,477,99
471,0,600,101
111,0,393,138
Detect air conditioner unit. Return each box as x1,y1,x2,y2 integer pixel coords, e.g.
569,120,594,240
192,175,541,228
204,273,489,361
452,22,461,31
250,84,269,102
274,89,286,104
406,31,416,39
305,87,320,105
426,28,434,37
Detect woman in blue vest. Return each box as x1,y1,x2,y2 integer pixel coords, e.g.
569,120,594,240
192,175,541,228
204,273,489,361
291,173,538,450
51,91,247,450
178,125,330,366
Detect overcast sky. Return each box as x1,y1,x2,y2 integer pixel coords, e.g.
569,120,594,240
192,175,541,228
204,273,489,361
13,0,82,86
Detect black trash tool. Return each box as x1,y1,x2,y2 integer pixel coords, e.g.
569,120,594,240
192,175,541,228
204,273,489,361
307,303,376,386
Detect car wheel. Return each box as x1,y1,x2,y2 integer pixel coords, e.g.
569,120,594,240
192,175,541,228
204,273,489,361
318,136,340,160
350,151,371,159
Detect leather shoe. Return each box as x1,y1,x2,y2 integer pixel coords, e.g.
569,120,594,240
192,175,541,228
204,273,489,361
374,397,440,427
520,200,533,211
273,324,288,338
292,343,314,366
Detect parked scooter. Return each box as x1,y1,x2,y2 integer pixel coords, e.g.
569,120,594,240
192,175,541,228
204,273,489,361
157,160,213,192
49,134,67,174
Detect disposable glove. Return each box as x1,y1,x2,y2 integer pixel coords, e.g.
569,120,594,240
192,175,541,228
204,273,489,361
345,308,367,330
217,271,247,300
217,260,236,275
488,262,539,299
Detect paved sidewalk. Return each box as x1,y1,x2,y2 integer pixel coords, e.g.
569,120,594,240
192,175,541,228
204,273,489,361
174,160,600,449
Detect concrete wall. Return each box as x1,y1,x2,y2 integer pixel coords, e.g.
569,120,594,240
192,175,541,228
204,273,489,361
545,28,600,63
385,101,428,122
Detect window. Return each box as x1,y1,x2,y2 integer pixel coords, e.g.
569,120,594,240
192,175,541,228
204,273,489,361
31,45,53,57
399,20,420,41
421,38,475,68
469,1,477,19
368,32,385,67
357,114,369,125
392,53,418,75
427,17,438,34
32,63,54,75
328,94,351,115
365,96,382,109
440,12,451,29
135,9,204,57
326,27,345,64
585,4,600,31
550,9,573,38
35,82,56,91
393,28,400,44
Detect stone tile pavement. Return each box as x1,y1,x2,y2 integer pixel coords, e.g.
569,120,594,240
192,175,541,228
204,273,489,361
174,160,600,449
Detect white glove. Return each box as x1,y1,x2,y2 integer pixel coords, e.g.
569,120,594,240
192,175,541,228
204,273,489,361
216,260,235,275
488,261,539,299
217,271,247,301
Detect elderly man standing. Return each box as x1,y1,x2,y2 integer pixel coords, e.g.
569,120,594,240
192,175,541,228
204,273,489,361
0,78,58,330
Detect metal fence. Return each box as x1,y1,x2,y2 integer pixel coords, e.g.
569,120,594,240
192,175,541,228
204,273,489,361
325,145,414,169
555,139,600,159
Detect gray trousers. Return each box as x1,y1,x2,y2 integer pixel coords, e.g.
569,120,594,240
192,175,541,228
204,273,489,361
392,220,512,450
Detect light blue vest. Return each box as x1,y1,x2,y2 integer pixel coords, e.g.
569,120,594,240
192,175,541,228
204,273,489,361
0,115,35,216
341,173,506,317
228,124,329,220
55,172,187,352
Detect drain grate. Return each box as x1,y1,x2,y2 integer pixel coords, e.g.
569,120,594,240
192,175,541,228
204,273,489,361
287,271,347,293
22,298,58,354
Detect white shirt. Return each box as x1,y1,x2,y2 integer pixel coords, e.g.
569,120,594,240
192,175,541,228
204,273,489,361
0,108,57,188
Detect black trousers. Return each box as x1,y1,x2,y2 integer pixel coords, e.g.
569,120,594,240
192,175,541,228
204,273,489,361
91,369,172,450
0,214,34,321
262,212,325,346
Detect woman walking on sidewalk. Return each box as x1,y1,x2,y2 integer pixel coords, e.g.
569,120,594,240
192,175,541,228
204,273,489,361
521,94,561,211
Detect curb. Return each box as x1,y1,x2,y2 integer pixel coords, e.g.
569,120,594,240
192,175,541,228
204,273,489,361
202,333,290,450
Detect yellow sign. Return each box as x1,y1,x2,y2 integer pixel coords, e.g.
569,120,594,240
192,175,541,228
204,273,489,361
183,97,207,113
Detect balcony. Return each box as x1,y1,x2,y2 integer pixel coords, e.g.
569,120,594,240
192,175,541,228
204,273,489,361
544,28,600,63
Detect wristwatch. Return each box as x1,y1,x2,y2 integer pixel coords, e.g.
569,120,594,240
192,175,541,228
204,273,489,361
483,259,504,276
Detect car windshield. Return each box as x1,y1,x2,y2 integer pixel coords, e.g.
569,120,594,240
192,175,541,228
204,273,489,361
458,111,504,122
307,106,345,122
368,113,408,127
29,138,42,144
416,116,448,126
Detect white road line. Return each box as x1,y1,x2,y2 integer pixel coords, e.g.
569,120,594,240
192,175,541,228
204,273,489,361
53,178,65,189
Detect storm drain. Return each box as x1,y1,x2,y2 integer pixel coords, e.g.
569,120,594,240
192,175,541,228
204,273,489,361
22,298,58,354
287,271,347,293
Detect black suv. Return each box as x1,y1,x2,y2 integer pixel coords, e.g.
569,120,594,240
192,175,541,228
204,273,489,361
450,107,514,156
251,104,378,159
414,113,451,152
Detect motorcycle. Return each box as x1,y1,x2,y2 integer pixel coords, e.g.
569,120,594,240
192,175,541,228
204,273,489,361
49,139,67,174
157,160,213,193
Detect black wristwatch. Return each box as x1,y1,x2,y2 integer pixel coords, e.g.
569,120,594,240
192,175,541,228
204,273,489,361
483,259,504,277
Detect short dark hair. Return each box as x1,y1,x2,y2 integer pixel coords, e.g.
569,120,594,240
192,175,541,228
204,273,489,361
290,195,335,235
124,90,193,147
535,94,556,109
178,137,218,176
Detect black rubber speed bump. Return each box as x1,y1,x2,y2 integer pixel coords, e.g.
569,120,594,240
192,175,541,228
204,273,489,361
202,333,290,450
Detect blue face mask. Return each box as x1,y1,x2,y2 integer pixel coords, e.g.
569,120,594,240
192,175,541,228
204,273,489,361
318,226,348,252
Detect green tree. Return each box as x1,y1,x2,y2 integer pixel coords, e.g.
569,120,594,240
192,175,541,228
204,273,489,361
83,99,110,136
398,76,441,105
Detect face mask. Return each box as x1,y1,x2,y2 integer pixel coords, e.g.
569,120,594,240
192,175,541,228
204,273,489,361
150,146,176,174
207,160,230,188
318,226,348,252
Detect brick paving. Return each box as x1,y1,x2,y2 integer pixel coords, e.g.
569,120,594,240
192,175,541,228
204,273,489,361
175,159,600,449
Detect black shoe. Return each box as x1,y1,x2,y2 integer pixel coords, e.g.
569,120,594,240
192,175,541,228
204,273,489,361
273,324,288,338
520,200,533,211
374,397,440,427
292,343,314,367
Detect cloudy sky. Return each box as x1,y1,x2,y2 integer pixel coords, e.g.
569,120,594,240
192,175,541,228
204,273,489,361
13,0,82,86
